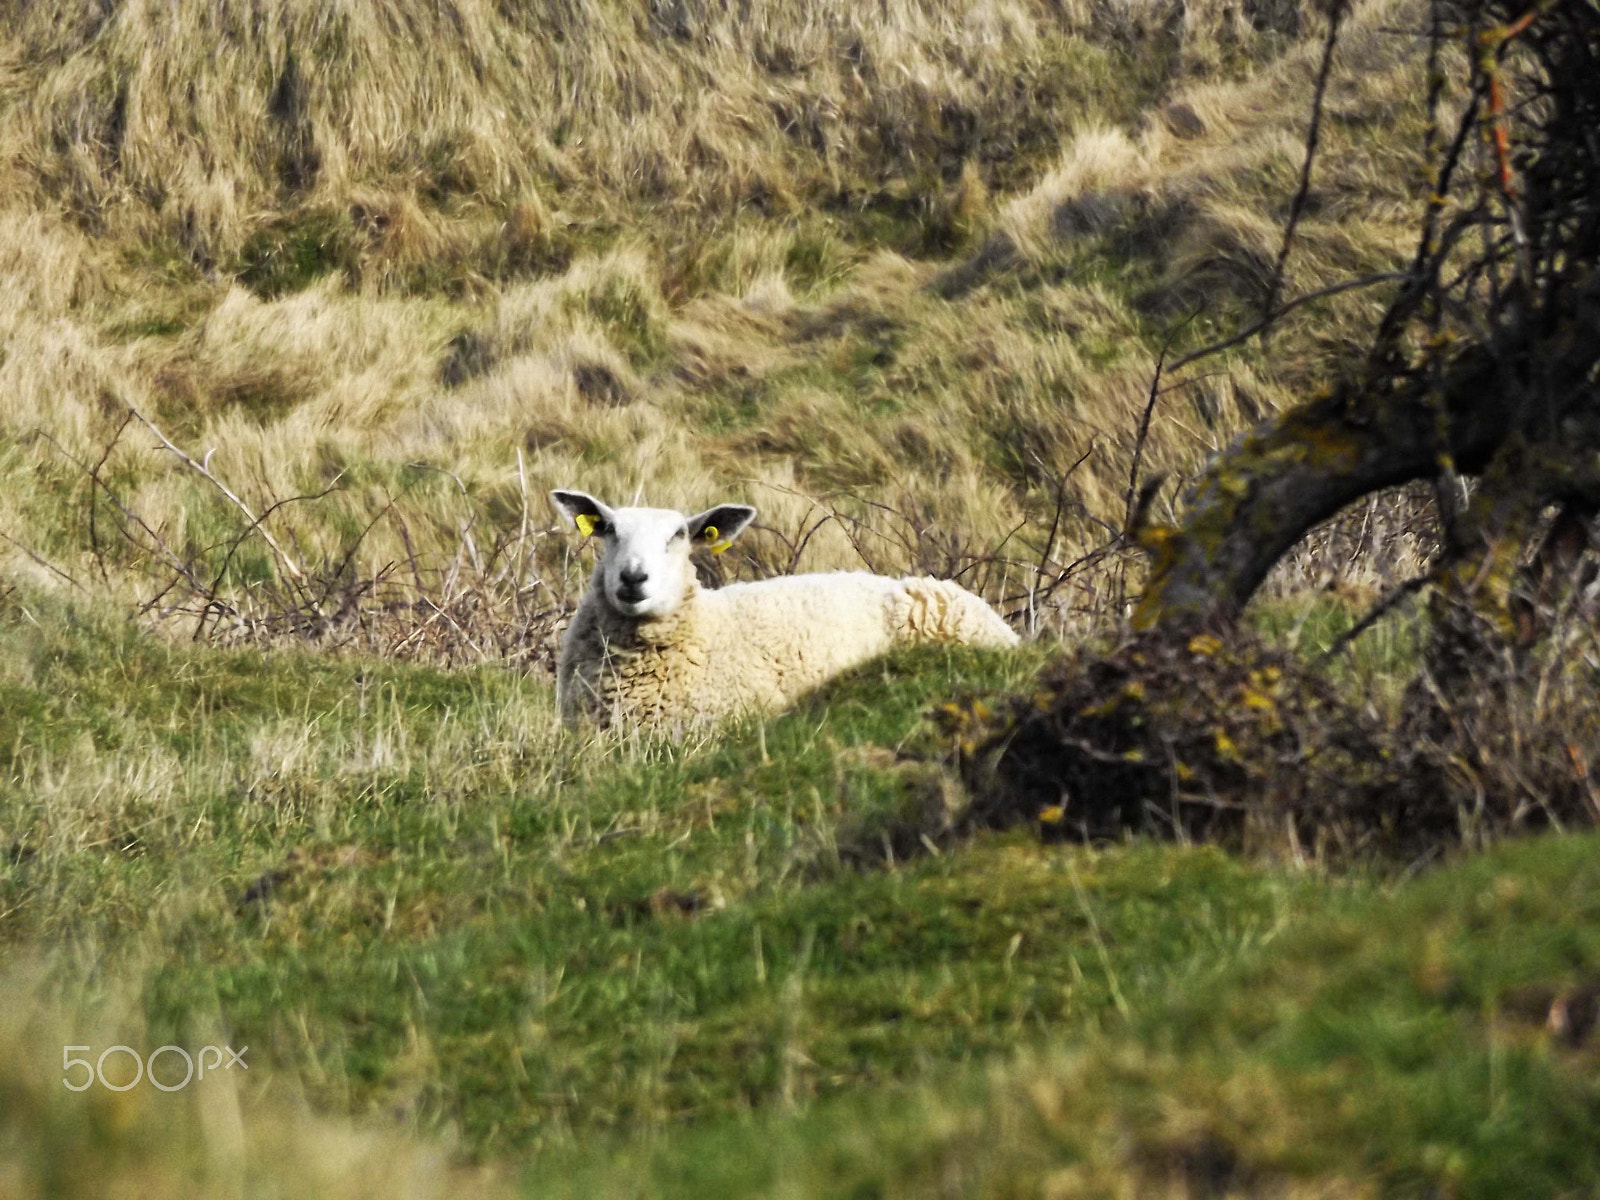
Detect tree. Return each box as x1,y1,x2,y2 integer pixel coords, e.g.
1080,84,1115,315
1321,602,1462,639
953,0,1600,857
1132,0,1599,643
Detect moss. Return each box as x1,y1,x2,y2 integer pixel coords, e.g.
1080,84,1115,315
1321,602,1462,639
1133,387,1379,629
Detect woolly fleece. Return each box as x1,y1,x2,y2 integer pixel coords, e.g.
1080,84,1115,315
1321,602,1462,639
558,569,1019,728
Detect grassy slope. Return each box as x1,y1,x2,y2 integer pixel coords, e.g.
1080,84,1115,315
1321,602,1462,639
0,0,1434,638
538,831,1600,1200
0,589,1259,1148
4,588,1599,1197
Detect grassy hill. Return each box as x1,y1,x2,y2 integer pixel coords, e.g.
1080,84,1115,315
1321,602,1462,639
4,0,1596,1195
0,0,1434,635
2,589,1598,1197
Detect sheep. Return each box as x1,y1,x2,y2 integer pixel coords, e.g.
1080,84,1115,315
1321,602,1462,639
550,489,1020,728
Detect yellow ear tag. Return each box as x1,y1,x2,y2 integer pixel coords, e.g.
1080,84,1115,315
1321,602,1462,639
574,513,597,537
703,525,733,555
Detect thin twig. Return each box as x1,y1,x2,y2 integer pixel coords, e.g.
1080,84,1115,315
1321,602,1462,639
1420,0,1468,555
1167,272,1406,375
1263,0,1348,323
1125,309,1205,532
0,528,85,590
1034,443,1094,586
1374,87,1484,354
194,479,345,640
87,411,134,585
1125,345,1169,533
1317,568,1435,664
407,462,482,573
125,401,307,581
788,513,836,576
38,429,214,599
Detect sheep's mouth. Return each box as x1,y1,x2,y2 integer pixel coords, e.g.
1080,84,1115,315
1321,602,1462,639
610,590,651,616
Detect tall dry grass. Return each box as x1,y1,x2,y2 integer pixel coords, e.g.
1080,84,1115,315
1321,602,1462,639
0,0,1444,659
0,0,1151,259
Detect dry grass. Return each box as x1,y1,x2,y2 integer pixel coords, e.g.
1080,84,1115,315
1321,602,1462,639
0,0,1447,663
0,0,1145,257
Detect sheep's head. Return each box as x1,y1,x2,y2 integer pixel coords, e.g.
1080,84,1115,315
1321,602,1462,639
551,490,757,620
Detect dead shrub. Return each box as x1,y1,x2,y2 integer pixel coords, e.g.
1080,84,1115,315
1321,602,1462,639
947,585,1600,867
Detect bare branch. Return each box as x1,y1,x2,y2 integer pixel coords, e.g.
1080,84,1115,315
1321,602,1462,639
124,400,308,582
0,528,85,591
1262,0,1349,323
1165,272,1406,375
1317,569,1435,664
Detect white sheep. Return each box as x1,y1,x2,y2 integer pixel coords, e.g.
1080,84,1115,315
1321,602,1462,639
550,489,1020,728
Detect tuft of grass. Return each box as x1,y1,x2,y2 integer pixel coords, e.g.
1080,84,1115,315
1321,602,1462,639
237,208,362,299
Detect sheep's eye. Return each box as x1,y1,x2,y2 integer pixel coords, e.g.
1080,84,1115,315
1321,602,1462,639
669,528,687,544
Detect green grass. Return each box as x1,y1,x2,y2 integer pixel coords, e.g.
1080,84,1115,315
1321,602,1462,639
236,208,363,299
0,594,1154,1134
0,592,1294,1148
5,588,1598,1196
1249,591,1429,706
4,0,1589,1191
529,833,1600,1199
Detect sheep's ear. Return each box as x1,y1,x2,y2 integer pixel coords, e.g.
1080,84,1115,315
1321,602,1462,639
688,503,757,555
551,489,615,538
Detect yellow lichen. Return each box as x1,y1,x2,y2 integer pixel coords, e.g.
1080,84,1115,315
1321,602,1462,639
1077,696,1119,719
1240,687,1276,713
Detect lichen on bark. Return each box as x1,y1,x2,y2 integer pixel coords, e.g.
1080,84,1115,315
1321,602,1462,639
1129,0,1600,635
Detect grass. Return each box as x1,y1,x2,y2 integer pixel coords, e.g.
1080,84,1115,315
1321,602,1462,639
4,586,1598,1195
0,0,1440,637
0,590,1284,1147
528,829,1600,1199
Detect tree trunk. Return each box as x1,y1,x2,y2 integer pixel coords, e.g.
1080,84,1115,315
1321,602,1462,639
1131,272,1600,632
1129,348,1504,630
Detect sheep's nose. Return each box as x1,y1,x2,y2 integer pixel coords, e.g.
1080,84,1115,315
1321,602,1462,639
619,567,648,586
